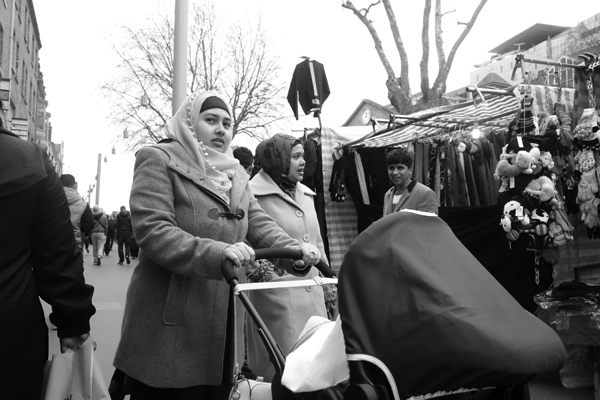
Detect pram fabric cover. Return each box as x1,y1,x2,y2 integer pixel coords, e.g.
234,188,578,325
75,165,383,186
338,210,566,399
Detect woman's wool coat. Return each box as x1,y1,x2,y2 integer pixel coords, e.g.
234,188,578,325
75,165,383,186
246,170,328,381
113,140,298,388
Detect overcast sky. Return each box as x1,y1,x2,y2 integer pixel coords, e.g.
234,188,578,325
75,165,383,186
32,0,599,211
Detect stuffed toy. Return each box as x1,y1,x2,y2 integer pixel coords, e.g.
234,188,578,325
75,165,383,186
524,176,558,203
513,150,534,174
501,198,532,234
539,151,555,169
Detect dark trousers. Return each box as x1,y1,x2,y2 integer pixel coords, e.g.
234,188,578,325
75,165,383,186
117,231,132,262
104,232,115,254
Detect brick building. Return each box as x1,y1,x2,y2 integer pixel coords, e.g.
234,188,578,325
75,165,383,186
0,0,60,172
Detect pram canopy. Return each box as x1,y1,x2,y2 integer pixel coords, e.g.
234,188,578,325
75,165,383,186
338,210,566,399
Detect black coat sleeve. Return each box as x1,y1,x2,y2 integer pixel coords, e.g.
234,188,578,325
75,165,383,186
32,154,96,338
80,204,94,236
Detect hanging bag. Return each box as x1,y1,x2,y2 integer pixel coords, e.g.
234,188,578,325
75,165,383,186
281,315,349,393
42,338,109,400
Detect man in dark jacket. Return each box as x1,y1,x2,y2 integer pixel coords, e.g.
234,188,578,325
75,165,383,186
104,211,117,256
116,205,133,265
0,127,96,399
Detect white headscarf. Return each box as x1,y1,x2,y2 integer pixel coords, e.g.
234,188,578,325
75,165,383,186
164,91,239,203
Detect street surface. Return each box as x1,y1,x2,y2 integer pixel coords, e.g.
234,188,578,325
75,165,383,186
41,249,594,400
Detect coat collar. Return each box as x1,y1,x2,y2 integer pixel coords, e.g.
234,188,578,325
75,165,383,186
250,169,315,197
158,140,248,210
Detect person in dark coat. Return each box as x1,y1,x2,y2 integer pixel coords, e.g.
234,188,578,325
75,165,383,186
104,211,117,256
116,205,133,265
0,127,96,400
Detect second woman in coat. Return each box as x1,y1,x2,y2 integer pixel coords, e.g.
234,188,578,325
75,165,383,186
112,92,321,399
247,133,329,382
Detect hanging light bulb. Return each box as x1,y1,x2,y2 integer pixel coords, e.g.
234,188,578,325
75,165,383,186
104,156,108,163
123,128,129,139
112,146,116,155
471,122,481,139
141,94,150,107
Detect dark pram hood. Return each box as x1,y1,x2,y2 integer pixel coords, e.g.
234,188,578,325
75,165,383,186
338,210,566,399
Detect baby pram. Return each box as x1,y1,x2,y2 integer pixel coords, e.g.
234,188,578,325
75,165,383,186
223,247,341,400
228,210,568,400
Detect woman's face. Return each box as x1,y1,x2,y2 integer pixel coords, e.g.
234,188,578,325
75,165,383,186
194,108,233,153
287,144,305,183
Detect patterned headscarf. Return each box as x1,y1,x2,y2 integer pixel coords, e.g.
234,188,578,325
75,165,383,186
256,134,302,199
164,91,239,203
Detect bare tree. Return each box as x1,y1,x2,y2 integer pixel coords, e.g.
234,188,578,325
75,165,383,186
102,2,286,149
565,22,600,58
342,0,488,114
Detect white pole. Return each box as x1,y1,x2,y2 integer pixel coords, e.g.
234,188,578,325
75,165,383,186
173,0,189,115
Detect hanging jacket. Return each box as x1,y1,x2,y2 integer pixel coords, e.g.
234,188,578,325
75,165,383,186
287,59,330,120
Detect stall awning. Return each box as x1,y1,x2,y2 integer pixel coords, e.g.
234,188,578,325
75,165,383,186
351,93,520,148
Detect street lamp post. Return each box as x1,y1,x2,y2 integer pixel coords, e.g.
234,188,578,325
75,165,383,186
95,153,102,206
173,0,188,114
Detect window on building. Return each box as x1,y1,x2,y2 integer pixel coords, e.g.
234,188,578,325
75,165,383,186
21,61,26,96
14,40,19,76
0,24,4,68
24,9,28,44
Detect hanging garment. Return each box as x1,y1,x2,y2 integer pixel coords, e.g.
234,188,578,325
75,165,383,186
451,141,470,207
413,140,424,183
434,142,442,202
287,59,330,120
463,142,481,206
354,152,370,205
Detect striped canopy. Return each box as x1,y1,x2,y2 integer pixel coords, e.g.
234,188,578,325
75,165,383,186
349,84,574,149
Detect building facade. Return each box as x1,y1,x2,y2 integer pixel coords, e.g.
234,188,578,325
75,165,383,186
470,12,600,90
0,0,60,171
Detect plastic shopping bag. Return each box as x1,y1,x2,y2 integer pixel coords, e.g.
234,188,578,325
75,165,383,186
281,315,349,392
43,338,109,400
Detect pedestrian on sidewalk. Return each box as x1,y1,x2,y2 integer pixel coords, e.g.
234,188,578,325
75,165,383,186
104,211,117,256
91,205,108,265
0,126,96,400
116,205,133,265
111,90,321,399
59,173,94,252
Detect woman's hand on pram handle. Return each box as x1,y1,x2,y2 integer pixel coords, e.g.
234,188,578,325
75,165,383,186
223,242,256,269
292,243,321,273
222,247,336,284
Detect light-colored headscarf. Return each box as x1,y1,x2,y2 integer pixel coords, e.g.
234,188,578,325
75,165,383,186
164,91,239,203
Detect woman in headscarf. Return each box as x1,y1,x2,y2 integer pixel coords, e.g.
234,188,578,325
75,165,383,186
247,133,330,382
112,92,321,399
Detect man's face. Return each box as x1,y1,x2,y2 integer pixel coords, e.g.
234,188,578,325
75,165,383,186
387,162,412,189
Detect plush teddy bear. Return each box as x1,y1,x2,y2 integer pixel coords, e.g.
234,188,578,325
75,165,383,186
524,176,558,202
538,151,555,169
513,150,534,174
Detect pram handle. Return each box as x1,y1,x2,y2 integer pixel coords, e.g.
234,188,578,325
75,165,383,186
222,247,336,284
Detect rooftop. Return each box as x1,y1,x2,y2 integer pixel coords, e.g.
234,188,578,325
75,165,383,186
489,23,570,55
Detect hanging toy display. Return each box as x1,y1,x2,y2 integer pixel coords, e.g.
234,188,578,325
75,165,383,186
572,76,600,238
500,174,573,250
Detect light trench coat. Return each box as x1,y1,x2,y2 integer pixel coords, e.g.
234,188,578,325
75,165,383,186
113,140,299,388
247,170,328,381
